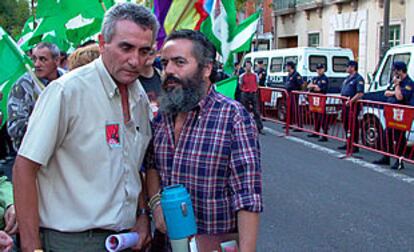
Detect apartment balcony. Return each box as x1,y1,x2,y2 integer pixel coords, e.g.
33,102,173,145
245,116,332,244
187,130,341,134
273,0,296,16
324,0,351,4
296,0,324,11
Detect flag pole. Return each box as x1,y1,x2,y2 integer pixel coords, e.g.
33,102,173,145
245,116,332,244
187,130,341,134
32,0,37,29
99,0,107,12
171,0,196,33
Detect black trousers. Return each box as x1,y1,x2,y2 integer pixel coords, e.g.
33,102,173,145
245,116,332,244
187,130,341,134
386,128,407,156
240,92,263,131
313,113,328,134
343,105,360,144
288,94,302,127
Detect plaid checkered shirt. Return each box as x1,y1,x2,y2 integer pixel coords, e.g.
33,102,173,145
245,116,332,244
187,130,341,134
145,88,263,234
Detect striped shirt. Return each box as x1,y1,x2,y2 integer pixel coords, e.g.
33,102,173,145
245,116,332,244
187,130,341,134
145,88,263,234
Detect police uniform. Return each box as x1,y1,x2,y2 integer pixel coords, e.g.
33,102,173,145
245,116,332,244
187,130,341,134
285,70,304,126
310,74,329,136
386,76,414,104
340,72,364,148
380,73,414,168
256,67,267,87
341,73,365,98
285,71,303,92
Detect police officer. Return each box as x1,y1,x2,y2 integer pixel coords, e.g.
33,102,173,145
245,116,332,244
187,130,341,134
338,60,364,152
307,64,329,142
373,61,414,170
285,61,304,129
256,60,267,87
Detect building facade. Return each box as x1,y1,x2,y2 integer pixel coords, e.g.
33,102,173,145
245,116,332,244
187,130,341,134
272,0,414,76
244,0,274,50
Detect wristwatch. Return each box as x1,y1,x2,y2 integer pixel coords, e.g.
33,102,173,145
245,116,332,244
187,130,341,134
137,208,149,216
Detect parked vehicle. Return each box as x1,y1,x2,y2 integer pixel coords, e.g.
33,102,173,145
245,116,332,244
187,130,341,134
243,47,354,93
362,44,414,147
242,47,354,121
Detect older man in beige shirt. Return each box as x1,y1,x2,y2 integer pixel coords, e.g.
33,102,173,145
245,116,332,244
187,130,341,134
12,3,159,251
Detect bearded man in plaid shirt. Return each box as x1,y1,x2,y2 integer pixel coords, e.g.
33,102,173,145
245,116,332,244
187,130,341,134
145,30,263,251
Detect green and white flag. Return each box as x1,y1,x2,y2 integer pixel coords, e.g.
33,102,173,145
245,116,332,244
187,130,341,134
200,0,261,74
215,76,238,99
18,0,115,52
0,27,33,127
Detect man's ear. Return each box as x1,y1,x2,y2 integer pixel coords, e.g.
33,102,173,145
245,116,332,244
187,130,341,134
98,34,106,54
203,62,213,81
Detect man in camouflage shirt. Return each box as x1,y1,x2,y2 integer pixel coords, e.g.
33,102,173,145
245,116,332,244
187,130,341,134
7,42,64,151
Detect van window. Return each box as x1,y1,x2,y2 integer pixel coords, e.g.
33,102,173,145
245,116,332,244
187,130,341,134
380,55,393,87
393,53,410,65
284,56,298,66
309,55,328,72
270,57,283,72
333,56,350,72
254,58,268,71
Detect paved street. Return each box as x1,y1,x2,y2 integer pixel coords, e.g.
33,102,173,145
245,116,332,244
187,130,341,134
258,122,414,251
2,121,414,251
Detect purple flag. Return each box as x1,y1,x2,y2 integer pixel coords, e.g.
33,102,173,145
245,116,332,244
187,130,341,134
154,0,173,49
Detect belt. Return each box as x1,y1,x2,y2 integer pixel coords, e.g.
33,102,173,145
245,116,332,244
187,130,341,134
40,227,127,236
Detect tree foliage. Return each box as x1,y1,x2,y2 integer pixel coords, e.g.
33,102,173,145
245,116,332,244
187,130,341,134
0,0,31,38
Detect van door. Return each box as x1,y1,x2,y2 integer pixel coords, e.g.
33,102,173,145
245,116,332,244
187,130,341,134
268,57,284,88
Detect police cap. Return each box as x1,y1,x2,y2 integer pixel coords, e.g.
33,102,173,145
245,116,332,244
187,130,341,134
316,64,325,69
285,61,296,68
346,60,358,68
392,61,407,72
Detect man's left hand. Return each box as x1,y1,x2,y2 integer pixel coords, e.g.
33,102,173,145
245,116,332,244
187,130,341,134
130,214,151,251
4,205,18,235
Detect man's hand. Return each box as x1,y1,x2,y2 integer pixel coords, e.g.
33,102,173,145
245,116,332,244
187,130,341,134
130,214,151,251
393,76,401,86
152,204,167,234
0,231,13,252
345,99,351,107
4,205,18,235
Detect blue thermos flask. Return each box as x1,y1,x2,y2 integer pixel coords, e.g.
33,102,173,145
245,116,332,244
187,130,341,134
161,184,197,240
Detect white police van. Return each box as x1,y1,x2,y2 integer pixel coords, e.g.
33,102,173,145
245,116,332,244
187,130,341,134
243,47,354,92
361,44,414,147
242,47,354,121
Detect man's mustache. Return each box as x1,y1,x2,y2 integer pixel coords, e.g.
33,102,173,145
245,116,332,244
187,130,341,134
163,75,182,85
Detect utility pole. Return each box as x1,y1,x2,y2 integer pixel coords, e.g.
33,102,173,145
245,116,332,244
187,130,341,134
381,0,390,59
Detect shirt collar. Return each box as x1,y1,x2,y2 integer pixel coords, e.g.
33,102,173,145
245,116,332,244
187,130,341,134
39,69,65,85
95,57,119,99
198,86,214,109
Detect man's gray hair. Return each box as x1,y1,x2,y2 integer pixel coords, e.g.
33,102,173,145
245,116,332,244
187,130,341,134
35,42,60,59
102,3,159,43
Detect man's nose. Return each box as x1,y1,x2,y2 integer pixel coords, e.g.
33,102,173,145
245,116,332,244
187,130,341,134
34,59,41,67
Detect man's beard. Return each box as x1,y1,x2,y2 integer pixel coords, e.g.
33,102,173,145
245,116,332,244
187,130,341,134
158,68,206,114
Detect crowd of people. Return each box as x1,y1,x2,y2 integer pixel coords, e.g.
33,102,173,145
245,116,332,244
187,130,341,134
0,2,263,251
0,2,413,251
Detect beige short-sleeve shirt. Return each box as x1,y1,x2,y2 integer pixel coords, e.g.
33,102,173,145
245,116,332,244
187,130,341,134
19,57,152,232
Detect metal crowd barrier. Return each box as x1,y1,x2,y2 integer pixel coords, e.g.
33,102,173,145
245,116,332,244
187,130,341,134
289,91,351,150
352,100,414,164
261,90,414,165
258,87,291,135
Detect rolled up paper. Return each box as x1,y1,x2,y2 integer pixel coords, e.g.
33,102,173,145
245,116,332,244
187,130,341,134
105,232,139,252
